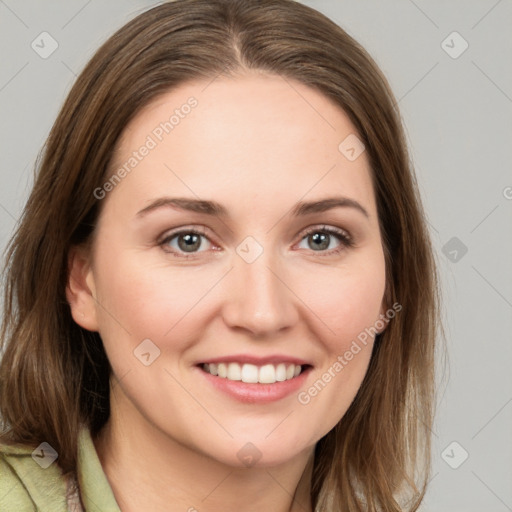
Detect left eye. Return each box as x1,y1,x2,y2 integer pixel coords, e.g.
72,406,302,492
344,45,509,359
296,226,353,255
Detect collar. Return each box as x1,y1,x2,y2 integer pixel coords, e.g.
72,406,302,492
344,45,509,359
76,425,121,511
0,426,120,511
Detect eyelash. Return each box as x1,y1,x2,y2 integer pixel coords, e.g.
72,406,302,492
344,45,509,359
159,225,354,259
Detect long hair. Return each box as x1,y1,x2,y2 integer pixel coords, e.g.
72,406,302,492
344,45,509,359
0,1,443,510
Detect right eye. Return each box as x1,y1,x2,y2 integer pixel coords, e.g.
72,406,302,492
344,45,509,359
159,227,216,258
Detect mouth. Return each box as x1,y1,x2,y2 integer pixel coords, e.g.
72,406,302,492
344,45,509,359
195,357,313,403
199,361,311,384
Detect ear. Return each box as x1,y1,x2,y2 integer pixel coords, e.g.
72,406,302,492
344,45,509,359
66,245,99,332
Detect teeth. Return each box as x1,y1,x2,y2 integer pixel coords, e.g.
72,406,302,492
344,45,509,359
202,362,304,383
217,363,227,378
227,362,241,381
259,364,275,384
241,364,259,383
275,363,286,382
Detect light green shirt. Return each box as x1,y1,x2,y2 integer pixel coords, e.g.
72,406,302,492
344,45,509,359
0,426,120,511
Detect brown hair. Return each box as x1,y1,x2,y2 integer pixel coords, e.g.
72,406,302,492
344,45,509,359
0,0,443,510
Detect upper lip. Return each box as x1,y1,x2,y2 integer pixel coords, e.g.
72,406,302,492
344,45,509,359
198,354,312,366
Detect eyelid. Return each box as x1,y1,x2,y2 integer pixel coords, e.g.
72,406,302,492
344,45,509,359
158,225,212,243
299,224,353,244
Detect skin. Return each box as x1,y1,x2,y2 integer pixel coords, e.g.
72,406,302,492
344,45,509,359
67,71,387,512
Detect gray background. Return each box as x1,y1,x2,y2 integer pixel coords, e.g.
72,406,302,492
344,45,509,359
1,1,511,510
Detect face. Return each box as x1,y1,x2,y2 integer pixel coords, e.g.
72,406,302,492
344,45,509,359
68,72,387,468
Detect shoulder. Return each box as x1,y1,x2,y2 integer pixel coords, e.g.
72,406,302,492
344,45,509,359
0,439,68,511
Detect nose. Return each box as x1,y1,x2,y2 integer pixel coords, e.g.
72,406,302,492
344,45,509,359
221,248,299,337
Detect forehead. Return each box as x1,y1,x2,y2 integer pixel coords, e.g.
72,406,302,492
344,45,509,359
105,72,376,219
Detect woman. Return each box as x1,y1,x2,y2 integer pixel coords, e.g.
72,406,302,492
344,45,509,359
0,0,442,510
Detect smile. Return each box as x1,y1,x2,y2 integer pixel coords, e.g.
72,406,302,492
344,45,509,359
202,362,303,384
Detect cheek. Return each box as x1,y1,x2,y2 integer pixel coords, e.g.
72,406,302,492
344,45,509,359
297,254,386,345
94,242,386,353
292,255,385,428
92,249,220,357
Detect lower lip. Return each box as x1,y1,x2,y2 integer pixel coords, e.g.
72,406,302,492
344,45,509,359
196,365,312,403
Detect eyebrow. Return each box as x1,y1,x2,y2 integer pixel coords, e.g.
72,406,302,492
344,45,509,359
136,196,369,219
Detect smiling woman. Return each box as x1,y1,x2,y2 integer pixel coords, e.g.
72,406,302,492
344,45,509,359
0,1,442,511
